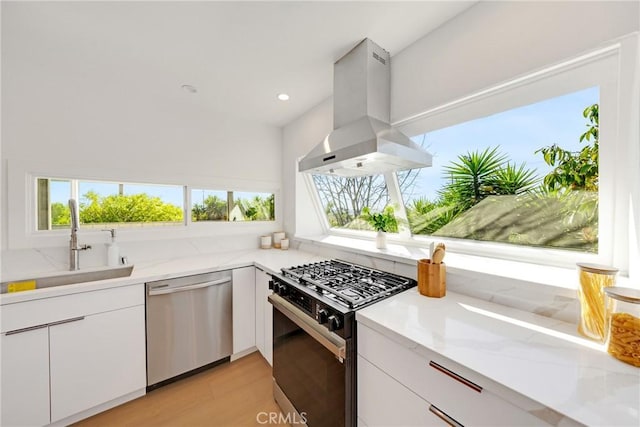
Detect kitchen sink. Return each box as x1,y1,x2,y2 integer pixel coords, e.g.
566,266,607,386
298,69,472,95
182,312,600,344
1,264,134,294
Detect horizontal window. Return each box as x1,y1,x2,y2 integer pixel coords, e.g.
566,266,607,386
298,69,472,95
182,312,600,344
35,179,277,231
36,178,184,230
191,190,275,222
401,88,599,253
191,189,228,222
230,192,275,222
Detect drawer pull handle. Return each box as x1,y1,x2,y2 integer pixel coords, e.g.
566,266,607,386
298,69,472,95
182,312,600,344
4,316,84,335
429,404,464,427
429,360,482,393
48,316,85,327
5,323,48,336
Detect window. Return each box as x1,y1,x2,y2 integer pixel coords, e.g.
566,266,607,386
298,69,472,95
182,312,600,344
306,42,631,269
191,189,277,222
312,174,390,231
36,180,277,230
191,189,228,222
36,178,184,230
229,191,275,222
400,87,599,253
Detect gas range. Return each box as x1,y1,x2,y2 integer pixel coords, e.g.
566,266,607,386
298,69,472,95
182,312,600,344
270,259,416,339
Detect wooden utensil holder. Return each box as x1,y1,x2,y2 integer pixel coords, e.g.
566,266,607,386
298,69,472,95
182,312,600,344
418,259,446,298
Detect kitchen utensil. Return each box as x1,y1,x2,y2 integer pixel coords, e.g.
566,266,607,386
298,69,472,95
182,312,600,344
432,248,445,264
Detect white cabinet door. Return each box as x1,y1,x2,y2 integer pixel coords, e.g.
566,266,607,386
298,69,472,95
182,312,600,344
358,355,444,427
255,268,273,366
49,305,146,422
232,266,256,354
255,268,265,356
1,326,51,427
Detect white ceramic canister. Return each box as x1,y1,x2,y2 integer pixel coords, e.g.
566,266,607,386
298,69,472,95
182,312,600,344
273,231,286,249
260,235,272,249
280,238,289,250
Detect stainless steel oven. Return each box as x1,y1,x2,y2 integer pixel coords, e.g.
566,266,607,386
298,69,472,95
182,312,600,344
268,260,416,427
270,293,355,427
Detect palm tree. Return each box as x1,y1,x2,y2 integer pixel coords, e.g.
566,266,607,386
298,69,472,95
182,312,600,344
441,146,507,209
489,162,538,195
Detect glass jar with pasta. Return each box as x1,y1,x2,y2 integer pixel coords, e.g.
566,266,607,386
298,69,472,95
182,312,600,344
604,287,640,367
576,263,618,342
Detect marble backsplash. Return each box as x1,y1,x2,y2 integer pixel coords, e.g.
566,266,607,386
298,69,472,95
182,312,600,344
294,240,580,325
1,234,579,325
0,234,265,280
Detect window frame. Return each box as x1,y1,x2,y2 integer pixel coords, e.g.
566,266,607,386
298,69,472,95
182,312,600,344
304,39,637,274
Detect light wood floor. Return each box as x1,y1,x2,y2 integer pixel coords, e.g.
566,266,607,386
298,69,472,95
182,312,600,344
74,352,289,427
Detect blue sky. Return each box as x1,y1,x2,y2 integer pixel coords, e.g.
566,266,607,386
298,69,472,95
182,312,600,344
404,86,599,202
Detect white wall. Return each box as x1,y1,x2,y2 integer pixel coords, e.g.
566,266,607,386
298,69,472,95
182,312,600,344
283,0,640,237
282,99,332,237
1,7,283,254
392,1,639,127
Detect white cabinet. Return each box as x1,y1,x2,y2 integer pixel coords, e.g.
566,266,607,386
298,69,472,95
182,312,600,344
1,326,51,427
0,284,146,426
255,267,273,366
358,323,548,427
232,267,256,355
358,355,440,427
49,305,146,422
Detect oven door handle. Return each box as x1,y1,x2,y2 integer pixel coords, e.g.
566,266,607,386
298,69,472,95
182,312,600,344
269,293,347,362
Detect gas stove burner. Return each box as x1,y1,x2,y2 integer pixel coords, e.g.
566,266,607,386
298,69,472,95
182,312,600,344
281,259,415,309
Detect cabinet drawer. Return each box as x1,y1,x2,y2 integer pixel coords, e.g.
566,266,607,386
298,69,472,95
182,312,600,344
1,284,144,332
358,324,549,427
358,355,446,427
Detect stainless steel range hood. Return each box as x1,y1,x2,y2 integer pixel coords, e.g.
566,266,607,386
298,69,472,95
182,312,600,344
299,38,432,177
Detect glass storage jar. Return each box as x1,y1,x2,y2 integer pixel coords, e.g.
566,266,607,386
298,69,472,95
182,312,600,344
576,263,618,342
604,287,640,367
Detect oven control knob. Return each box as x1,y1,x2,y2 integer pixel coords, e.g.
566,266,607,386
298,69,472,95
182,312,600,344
276,283,288,296
327,315,342,332
317,308,329,324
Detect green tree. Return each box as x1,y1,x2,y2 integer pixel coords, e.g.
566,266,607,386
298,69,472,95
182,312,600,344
234,195,275,221
51,202,71,226
441,146,537,209
79,191,183,223
192,195,228,221
536,104,599,191
407,147,537,235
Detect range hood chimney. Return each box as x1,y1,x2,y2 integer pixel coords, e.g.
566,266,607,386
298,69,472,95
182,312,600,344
299,38,432,177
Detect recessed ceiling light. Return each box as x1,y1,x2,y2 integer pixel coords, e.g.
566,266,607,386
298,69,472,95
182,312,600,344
277,93,290,101
181,84,197,94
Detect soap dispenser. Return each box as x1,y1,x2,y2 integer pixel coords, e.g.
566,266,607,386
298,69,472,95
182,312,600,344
103,229,119,267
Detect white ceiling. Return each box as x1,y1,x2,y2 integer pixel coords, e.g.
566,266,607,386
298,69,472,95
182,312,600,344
3,1,476,127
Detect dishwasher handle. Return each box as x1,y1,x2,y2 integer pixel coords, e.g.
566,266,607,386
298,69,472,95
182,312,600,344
148,277,231,296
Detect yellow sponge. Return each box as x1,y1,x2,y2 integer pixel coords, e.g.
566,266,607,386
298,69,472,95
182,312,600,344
7,280,36,293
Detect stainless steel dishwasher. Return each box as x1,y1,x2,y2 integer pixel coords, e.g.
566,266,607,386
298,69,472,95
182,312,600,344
146,270,232,390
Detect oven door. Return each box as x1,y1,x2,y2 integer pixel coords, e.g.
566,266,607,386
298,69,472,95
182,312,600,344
269,293,352,427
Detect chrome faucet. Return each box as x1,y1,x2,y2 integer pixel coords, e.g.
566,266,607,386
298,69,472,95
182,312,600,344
69,199,91,271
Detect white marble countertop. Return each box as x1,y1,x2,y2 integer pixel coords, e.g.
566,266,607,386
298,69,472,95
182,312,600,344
356,289,640,427
0,248,327,305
